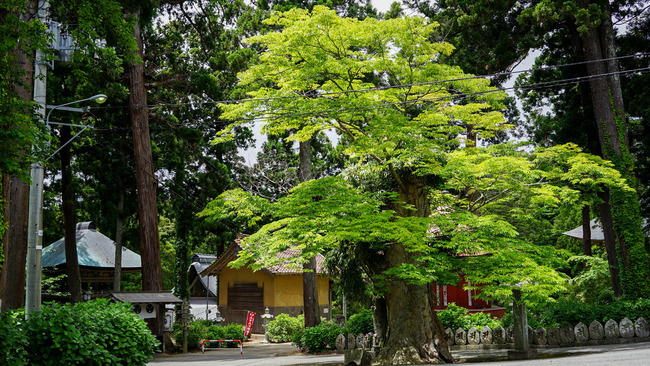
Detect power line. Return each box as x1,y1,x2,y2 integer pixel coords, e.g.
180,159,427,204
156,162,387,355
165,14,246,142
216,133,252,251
89,65,650,128
90,52,650,112
59,63,650,217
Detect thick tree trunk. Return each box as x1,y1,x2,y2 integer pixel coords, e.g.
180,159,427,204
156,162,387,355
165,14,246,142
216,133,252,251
299,139,320,327
583,2,627,158
0,175,29,311
372,296,388,347
129,11,162,293
375,244,453,364
578,2,650,298
60,126,82,303
0,1,35,310
372,177,453,364
581,205,592,257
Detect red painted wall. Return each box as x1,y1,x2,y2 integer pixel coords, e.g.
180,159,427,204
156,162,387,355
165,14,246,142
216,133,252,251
433,279,490,310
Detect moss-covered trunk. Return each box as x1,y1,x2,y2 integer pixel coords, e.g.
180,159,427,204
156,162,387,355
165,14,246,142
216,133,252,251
372,177,453,364
374,244,453,364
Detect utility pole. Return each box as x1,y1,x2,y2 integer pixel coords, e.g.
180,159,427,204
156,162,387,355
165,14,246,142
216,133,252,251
25,0,49,316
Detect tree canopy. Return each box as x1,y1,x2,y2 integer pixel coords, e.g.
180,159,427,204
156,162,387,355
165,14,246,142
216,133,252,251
203,6,635,363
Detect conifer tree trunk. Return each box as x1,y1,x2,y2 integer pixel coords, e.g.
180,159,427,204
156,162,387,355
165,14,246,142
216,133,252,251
0,176,29,311
0,0,36,311
113,186,125,292
129,11,162,294
300,139,320,327
60,126,82,302
579,0,649,297
130,10,163,335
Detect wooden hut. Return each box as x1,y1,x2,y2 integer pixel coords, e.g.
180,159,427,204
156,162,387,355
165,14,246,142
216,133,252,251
201,235,331,333
41,221,141,284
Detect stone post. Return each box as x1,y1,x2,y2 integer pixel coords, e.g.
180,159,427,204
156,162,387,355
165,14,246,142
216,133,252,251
508,288,537,360
180,301,190,353
261,307,274,343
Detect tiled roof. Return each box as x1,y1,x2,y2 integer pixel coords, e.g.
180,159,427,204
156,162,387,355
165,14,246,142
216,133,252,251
201,234,327,277
266,248,327,274
42,221,141,269
111,291,182,304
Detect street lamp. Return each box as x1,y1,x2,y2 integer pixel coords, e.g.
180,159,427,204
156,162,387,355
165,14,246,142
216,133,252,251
25,94,108,317
45,94,108,126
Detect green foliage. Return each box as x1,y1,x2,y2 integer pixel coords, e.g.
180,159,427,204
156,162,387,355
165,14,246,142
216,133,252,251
41,273,70,297
527,297,650,328
0,0,49,180
293,320,344,353
199,188,273,234
346,309,373,335
437,303,500,331
208,6,636,308
173,321,207,351
14,299,158,365
0,311,29,366
0,182,4,267
567,255,611,303
205,323,245,347
173,239,190,300
266,313,304,343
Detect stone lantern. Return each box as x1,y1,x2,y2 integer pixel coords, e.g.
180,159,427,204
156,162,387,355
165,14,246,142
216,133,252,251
261,307,274,343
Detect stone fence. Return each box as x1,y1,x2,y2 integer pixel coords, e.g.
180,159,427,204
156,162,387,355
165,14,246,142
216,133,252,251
447,317,649,350
334,317,650,353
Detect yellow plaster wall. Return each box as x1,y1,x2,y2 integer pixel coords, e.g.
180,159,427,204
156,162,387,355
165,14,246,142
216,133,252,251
274,275,330,307
219,267,331,308
218,267,275,306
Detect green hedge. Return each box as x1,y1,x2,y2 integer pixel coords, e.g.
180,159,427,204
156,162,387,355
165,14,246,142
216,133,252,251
205,323,245,348
0,299,158,366
266,314,304,343
0,311,29,365
346,309,373,335
172,321,207,350
531,297,650,328
437,303,500,331
173,322,245,350
293,320,343,353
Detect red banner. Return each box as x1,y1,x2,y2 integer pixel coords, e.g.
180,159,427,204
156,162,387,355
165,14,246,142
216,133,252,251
244,311,256,337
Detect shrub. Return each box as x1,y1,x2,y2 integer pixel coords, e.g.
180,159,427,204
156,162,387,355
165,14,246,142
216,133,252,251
266,314,304,343
0,311,28,365
346,309,373,335
437,303,499,331
293,320,343,353
205,323,245,348
531,297,650,328
23,299,158,365
173,320,208,350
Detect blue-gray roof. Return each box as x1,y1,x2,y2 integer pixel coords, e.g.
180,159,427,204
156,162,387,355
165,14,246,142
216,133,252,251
42,222,141,269
190,253,217,297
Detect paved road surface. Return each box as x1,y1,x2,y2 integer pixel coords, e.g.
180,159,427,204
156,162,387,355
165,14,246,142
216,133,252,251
149,341,650,366
464,343,650,366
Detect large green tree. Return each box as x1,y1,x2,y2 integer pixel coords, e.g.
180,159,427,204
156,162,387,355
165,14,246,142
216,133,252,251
204,7,617,363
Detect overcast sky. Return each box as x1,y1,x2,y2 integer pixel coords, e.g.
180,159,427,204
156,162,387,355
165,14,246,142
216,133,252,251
372,0,394,13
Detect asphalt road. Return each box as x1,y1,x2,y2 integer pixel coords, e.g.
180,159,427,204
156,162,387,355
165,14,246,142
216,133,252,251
149,341,650,366
463,343,650,366
149,342,342,366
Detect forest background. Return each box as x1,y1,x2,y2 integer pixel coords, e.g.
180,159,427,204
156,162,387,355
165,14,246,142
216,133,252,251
1,0,650,364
